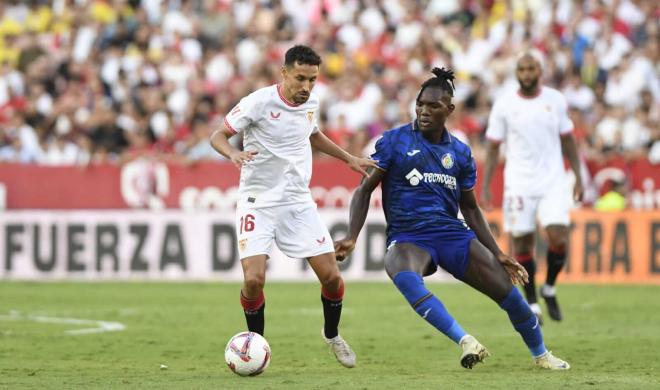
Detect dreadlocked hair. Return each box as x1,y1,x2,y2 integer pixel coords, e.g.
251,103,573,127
416,67,456,101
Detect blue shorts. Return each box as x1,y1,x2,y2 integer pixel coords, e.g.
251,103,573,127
388,228,477,280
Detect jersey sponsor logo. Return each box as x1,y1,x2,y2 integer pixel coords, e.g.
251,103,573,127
405,168,423,186
405,168,457,189
406,150,421,156
270,111,281,120
441,153,454,169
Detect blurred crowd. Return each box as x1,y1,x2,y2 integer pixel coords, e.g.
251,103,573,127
0,0,658,167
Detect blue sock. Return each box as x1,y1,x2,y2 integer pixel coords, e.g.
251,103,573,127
499,287,547,357
393,271,467,344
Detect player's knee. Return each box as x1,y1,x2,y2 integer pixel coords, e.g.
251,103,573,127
384,258,404,280
243,274,266,295
549,240,568,254
320,272,342,292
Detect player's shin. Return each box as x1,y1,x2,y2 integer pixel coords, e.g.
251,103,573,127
498,287,547,357
240,290,265,335
393,271,467,343
515,253,537,303
545,247,566,286
321,280,344,339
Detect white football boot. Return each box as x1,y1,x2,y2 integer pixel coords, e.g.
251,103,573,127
322,329,356,368
459,335,490,369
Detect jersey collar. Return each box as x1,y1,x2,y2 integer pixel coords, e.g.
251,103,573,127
412,120,452,144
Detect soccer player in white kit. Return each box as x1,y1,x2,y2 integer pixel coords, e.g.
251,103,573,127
482,50,584,324
210,45,377,368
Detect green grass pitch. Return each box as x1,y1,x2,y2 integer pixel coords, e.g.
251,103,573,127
1,282,658,389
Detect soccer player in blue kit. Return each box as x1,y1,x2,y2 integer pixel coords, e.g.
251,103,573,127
334,68,570,370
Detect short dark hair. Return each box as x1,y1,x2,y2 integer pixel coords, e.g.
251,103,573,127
284,45,322,67
417,67,456,101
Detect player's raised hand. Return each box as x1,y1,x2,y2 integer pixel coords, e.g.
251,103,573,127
347,156,379,177
333,238,356,262
495,252,529,285
229,150,258,169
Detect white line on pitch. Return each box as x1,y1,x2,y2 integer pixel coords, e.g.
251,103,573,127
0,310,125,335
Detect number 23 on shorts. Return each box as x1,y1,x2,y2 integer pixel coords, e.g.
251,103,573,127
505,196,524,211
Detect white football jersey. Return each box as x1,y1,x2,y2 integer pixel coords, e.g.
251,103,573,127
224,84,320,208
486,87,573,196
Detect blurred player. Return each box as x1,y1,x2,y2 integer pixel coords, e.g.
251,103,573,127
482,50,584,323
210,45,376,368
334,68,570,370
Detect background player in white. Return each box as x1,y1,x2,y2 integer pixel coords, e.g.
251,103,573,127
209,45,377,368
482,50,584,323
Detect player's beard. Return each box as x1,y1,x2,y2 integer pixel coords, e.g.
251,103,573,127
294,91,310,104
519,78,539,95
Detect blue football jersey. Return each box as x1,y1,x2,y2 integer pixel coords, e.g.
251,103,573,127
370,122,477,237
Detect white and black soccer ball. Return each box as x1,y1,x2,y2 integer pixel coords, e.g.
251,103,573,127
224,331,271,376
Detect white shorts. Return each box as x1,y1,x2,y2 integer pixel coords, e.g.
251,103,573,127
235,202,334,260
503,183,571,237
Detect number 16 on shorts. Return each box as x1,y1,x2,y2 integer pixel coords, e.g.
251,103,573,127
235,207,277,258
236,213,256,254
239,214,255,234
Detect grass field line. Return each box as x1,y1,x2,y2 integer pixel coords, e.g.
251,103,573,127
0,310,125,335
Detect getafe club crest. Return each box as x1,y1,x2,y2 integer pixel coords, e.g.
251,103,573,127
307,111,314,124
441,153,454,169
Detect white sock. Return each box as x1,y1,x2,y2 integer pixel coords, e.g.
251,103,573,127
541,284,556,296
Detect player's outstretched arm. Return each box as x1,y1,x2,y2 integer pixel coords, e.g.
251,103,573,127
459,189,528,285
560,133,584,202
480,141,500,210
210,126,257,170
334,167,385,261
309,131,379,176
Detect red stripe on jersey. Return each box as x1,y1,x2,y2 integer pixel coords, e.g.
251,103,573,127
224,117,238,135
277,84,301,107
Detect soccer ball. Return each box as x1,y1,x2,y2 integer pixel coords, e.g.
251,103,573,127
224,331,271,376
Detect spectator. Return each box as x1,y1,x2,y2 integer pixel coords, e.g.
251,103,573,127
0,0,655,177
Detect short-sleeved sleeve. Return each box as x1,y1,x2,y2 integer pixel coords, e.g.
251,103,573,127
485,99,507,142
223,93,261,135
311,110,320,134
459,150,477,191
557,93,574,135
370,132,393,171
